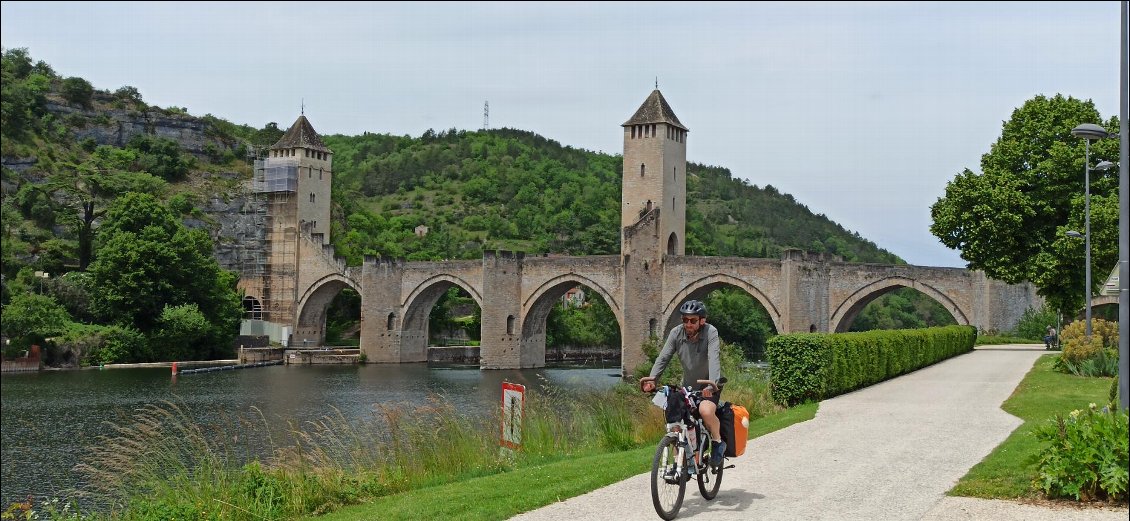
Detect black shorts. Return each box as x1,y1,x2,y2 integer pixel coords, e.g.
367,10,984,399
695,387,722,406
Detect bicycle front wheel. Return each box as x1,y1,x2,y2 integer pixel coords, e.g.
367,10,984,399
650,435,686,520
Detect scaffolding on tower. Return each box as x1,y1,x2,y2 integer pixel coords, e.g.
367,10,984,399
238,154,300,325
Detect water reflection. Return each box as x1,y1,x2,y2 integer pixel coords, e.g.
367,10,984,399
0,363,620,507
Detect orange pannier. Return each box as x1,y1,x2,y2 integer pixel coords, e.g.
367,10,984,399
731,404,749,456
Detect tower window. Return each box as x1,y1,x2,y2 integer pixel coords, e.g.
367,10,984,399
640,164,645,177
506,315,515,335
673,166,676,180
651,124,656,137
319,169,323,180
310,193,315,203
631,126,636,139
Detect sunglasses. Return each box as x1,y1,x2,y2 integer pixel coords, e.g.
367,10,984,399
681,317,701,324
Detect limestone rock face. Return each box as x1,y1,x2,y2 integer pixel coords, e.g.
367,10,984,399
45,93,239,158
199,191,269,272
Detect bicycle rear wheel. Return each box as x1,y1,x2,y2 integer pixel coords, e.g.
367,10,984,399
650,435,686,520
697,439,723,499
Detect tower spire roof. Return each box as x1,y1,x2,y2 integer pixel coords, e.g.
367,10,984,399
271,115,330,153
622,89,687,131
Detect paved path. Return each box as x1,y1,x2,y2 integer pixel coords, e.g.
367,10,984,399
512,345,1128,520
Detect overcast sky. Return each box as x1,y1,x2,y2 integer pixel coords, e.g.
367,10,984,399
2,1,1122,267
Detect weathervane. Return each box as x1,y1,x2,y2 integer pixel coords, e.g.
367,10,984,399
655,77,658,89
301,98,305,116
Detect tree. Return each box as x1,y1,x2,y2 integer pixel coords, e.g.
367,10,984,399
88,193,241,361
113,85,143,104
127,135,194,181
51,145,167,269
61,76,94,108
1,291,72,349
1,48,51,140
930,95,1120,314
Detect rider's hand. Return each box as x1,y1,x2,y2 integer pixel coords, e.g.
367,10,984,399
639,377,656,393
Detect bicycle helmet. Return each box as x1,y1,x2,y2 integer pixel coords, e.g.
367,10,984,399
678,299,707,318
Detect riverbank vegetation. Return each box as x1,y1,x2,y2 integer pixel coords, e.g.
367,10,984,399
1,346,799,520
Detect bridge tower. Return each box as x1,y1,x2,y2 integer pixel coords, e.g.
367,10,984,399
621,89,689,258
241,114,333,344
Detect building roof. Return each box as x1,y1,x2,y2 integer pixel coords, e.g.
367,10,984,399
622,89,687,131
271,115,331,153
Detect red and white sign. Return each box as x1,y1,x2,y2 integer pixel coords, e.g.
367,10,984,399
500,381,526,449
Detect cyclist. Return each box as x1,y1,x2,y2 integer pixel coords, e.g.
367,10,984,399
640,299,726,467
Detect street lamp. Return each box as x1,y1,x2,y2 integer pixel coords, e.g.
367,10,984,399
1065,229,1089,334
1071,124,1117,337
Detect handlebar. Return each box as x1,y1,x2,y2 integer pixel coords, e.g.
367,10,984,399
640,376,726,394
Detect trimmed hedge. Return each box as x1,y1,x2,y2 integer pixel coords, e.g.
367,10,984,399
766,325,976,406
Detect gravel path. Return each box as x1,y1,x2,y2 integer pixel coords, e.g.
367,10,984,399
512,345,1127,520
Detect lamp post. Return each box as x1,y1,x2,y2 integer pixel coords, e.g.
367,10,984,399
1071,124,1116,337
1065,229,1090,334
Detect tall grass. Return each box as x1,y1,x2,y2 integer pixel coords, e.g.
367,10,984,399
55,369,779,520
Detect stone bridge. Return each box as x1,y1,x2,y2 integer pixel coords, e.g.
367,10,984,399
249,93,1043,376
286,213,1042,376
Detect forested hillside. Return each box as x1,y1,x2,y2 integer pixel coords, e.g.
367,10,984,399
322,128,903,265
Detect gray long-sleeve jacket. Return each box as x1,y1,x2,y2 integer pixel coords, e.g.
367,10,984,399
649,323,722,389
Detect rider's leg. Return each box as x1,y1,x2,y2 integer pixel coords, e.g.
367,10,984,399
700,395,727,465
699,400,721,441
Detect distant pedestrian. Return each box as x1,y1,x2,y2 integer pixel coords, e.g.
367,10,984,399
1044,326,1057,350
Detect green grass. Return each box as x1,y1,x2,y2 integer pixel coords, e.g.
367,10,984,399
310,403,818,520
949,355,1114,498
975,335,1040,346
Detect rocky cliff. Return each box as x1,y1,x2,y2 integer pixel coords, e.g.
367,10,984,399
44,92,240,158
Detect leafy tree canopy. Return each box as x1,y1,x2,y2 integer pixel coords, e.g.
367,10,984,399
930,94,1120,314
88,193,241,360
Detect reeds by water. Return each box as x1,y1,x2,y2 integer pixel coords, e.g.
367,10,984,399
48,369,778,520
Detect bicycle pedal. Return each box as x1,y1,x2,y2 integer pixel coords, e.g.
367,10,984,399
723,464,735,469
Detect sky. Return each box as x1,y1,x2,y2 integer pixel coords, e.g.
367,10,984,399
1,1,1123,267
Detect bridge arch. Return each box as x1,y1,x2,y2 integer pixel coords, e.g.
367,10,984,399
294,274,362,346
401,274,483,333
829,276,969,333
662,275,783,334
1074,295,1119,322
1091,295,1117,309
520,274,625,363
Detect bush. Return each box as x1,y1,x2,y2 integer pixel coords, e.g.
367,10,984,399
1055,348,1120,378
60,76,94,108
1014,305,1057,340
766,325,976,406
1060,319,1119,353
1035,402,1129,502
56,323,149,365
1058,319,1120,377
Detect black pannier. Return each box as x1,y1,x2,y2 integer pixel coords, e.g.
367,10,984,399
664,387,689,423
717,401,737,457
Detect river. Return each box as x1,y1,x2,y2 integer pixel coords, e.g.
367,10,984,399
0,361,623,508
